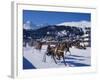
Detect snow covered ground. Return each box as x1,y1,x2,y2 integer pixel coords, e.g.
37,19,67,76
23,45,91,69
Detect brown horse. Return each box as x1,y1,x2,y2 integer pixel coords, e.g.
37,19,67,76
73,40,86,49
35,41,43,50
43,44,57,64
64,42,72,55
43,42,70,66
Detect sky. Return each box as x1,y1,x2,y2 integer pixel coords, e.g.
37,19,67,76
23,10,91,25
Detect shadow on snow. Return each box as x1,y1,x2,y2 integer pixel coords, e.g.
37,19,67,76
61,55,90,67
61,61,90,67
69,55,85,58
64,56,85,61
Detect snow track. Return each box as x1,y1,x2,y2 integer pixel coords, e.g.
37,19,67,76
23,45,91,69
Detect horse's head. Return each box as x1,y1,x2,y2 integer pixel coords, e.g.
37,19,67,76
46,44,56,56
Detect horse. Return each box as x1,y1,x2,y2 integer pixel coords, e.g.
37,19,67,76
73,40,86,49
43,44,57,64
64,42,72,55
35,41,43,51
43,42,70,66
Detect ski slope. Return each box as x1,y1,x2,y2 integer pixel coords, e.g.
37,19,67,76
23,45,91,69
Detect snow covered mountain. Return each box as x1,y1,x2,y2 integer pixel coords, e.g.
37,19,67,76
57,21,91,28
24,20,90,30
23,21,49,30
23,21,91,40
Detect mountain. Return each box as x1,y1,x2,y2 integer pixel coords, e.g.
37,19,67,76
23,25,84,40
24,20,90,30
56,21,91,28
23,20,91,42
23,21,49,30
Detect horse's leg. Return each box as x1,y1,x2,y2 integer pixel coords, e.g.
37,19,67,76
42,52,46,62
52,54,57,64
56,54,61,60
58,55,61,60
69,50,71,55
62,54,67,66
66,49,71,55
65,51,69,56
64,50,67,55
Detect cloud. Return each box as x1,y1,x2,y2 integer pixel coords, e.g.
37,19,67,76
23,21,32,30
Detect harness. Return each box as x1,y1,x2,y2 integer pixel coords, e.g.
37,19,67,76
55,48,57,52
57,50,64,53
55,47,64,53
